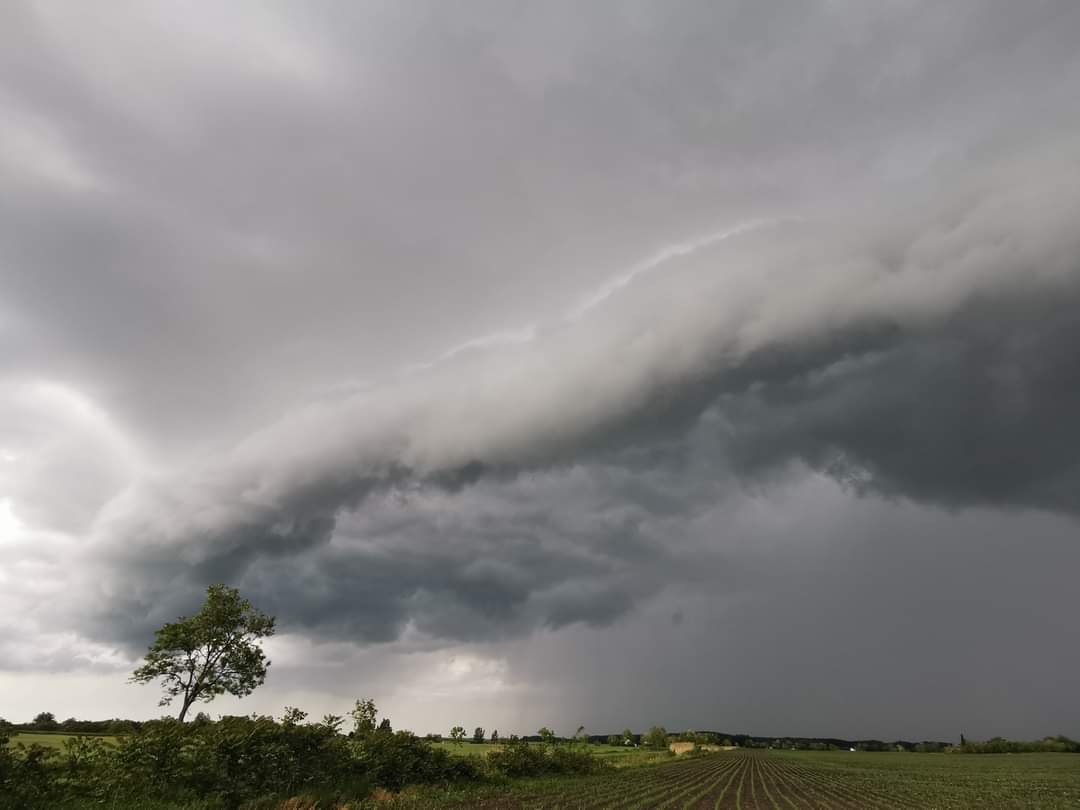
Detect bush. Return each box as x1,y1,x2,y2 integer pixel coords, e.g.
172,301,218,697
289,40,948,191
486,737,549,777
353,729,480,791
114,716,365,804
0,739,59,810
0,710,610,808
549,745,609,775
486,737,610,778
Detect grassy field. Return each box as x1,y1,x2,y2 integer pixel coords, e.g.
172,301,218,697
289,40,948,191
5,731,119,750
433,741,660,759
433,740,674,771
377,749,1080,809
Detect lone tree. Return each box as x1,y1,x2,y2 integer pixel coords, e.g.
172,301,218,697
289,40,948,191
130,584,275,721
643,725,669,750
450,725,466,745
33,712,58,730
350,698,378,736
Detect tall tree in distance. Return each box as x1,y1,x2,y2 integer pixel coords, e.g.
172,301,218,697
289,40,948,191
350,698,378,736
33,712,58,730
130,584,275,721
643,726,669,750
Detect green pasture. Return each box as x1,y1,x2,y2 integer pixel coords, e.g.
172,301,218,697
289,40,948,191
5,731,119,750
431,739,661,761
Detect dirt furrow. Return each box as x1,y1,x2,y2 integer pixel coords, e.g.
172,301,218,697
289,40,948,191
712,754,751,810
772,760,901,809
622,757,738,810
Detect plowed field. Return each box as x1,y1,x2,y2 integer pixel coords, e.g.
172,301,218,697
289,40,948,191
406,750,1080,809
518,752,915,809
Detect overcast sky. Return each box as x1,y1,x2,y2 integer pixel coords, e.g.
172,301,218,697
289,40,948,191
2,0,1080,742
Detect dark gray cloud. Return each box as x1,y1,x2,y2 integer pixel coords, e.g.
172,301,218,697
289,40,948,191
2,0,1079,737
714,288,1080,512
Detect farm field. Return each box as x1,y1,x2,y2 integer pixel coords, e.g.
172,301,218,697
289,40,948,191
387,750,1080,809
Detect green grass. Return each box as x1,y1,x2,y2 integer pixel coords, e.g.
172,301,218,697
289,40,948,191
431,740,667,766
432,740,503,756
6,731,119,750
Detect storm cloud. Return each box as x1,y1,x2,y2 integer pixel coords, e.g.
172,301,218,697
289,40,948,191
2,0,1079,738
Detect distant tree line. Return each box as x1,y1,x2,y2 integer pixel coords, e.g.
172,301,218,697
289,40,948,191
577,731,1078,753
1,713,142,736
957,736,1080,754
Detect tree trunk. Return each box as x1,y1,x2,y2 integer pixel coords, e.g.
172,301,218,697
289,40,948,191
178,695,195,722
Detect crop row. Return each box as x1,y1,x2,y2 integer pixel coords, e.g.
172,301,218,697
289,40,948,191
423,749,1080,809
516,752,921,809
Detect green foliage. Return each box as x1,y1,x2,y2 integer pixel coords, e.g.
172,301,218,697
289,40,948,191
0,706,486,808
958,735,1080,754
31,713,58,731
130,584,275,721
485,737,548,777
350,698,378,736
110,715,363,805
449,726,465,746
485,736,611,778
643,725,669,749
472,727,485,744
352,729,480,791
279,707,307,726
0,736,60,809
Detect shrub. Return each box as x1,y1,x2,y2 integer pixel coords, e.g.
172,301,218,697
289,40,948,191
353,729,480,791
113,716,364,804
0,740,59,809
485,737,610,778
549,745,610,775
486,737,549,777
